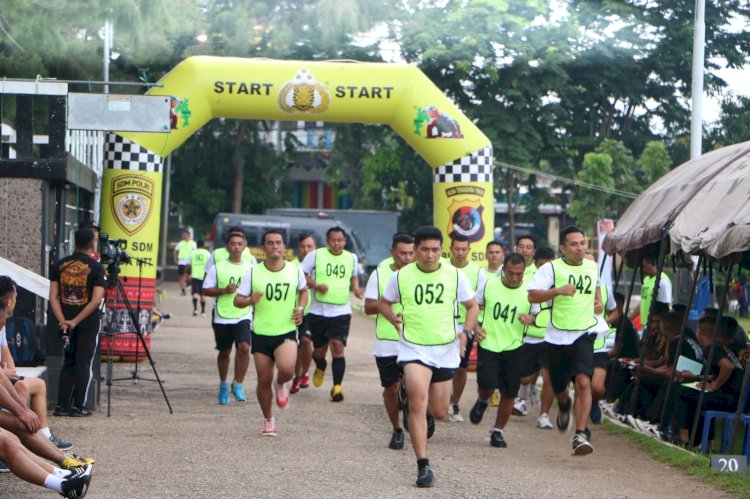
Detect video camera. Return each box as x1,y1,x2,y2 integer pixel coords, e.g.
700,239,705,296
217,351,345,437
99,232,132,266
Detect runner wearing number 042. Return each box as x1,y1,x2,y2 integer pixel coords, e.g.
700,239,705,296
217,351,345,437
378,226,478,488
234,230,308,437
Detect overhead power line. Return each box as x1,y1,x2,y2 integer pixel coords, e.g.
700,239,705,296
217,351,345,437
494,161,640,200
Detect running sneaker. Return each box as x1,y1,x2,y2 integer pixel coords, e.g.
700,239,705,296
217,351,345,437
528,385,541,411
192,310,198,316
275,381,289,409
490,429,507,448
571,432,593,455
68,407,92,417
512,398,528,416
469,399,489,425
61,454,93,470
53,405,70,417
448,404,464,422
299,373,311,389
490,391,500,407
59,470,92,499
0,460,8,473
416,465,435,488
66,463,93,479
389,429,404,450
201,312,206,317
262,418,277,437
556,396,572,432
330,384,344,402
312,367,325,387
231,380,247,402
600,401,618,418
290,377,301,395
218,382,230,405
50,433,74,451
427,413,435,439
590,401,603,424
537,413,554,429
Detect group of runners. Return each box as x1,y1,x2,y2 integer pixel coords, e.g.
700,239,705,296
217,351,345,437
180,222,607,488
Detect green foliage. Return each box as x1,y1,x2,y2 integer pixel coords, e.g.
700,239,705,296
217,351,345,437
568,152,614,231
707,95,750,148
638,141,672,184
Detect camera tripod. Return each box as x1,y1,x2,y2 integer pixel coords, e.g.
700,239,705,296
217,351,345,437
103,258,173,416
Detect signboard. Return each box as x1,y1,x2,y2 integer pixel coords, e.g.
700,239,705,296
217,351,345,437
68,93,171,132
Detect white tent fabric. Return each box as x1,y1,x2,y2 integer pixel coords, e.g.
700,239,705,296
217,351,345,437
603,141,750,259
0,256,50,298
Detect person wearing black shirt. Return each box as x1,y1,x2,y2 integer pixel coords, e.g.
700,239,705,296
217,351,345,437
49,229,107,417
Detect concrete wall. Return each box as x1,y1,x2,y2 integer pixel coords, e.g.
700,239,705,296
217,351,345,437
0,177,43,274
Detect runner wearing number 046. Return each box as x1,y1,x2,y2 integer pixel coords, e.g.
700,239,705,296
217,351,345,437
379,226,478,488
528,225,603,456
234,230,308,437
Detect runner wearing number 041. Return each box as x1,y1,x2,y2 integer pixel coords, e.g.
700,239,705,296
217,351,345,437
378,226,478,488
234,230,308,437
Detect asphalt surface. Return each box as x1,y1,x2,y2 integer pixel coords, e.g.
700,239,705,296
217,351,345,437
2,282,738,498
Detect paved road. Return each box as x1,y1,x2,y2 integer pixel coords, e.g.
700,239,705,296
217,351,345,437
4,282,737,498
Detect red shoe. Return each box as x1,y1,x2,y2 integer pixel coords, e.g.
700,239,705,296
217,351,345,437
275,381,289,409
299,373,311,389
290,377,301,395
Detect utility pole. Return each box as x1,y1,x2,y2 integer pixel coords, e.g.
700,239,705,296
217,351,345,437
690,0,706,160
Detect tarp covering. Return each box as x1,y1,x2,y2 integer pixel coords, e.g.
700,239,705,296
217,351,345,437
603,141,750,258
0,256,50,298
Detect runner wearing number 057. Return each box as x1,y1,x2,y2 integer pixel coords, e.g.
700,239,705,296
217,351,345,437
379,226,478,488
234,230,308,437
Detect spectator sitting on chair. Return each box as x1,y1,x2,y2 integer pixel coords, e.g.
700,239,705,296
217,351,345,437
0,277,73,452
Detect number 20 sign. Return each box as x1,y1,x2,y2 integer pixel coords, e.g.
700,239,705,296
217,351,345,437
710,454,747,473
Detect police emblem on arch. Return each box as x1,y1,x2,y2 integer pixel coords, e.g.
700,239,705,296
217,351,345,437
110,174,155,236
277,68,331,114
447,199,485,242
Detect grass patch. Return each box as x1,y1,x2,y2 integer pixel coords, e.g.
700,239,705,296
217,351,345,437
603,420,750,496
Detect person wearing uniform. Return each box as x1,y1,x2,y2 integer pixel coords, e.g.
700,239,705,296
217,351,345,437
589,277,619,425
300,227,363,402
205,226,257,275
188,241,210,317
447,234,484,423
513,234,538,416
173,229,196,296
290,233,317,394
364,234,415,450
234,230,308,437
519,247,556,429
379,226,478,488
528,225,602,455
202,232,255,405
468,253,534,447
481,241,505,407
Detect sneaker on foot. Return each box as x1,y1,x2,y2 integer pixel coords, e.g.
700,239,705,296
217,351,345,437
50,433,74,451
556,396,572,432
590,400,603,424
192,310,198,316
53,405,70,417
416,465,435,488
59,470,92,498
61,454,94,470
537,413,554,429
299,373,311,388
218,383,230,405
290,377,301,395
330,384,344,402
313,367,325,387
427,413,435,439
232,381,247,402
262,418,277,437
0,460,8,473
389,429,404,450
448,404,464,422
275,381,289,409
201,312,206,317
469,399,489,425
571,432,593,455
490,391,500,407
68,407,92,418
490,429,507,448
512,398,528,416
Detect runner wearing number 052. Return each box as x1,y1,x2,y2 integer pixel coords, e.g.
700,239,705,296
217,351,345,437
379,226,478,488
234,230,308,437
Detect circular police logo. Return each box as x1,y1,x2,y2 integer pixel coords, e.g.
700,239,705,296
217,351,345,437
449,205,485,242
117,194,148,227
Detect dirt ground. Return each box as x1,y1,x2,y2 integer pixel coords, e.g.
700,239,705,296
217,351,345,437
3,282,739,498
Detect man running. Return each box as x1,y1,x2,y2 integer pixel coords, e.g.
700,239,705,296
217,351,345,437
482,241,505,407
300,227,363,402
205,226,257,274
528,226,602,455
202,232,255,405
364,233,415,450
234,230,308,436
173,229,196,296
379,226,478,487
513,234,538,416
290,233,317,394
188,241,210,316
469,253,534,447
447,234,483,422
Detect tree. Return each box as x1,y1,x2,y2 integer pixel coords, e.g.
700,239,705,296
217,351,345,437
567,152,614,233
707,95,750,147
638,141,672,184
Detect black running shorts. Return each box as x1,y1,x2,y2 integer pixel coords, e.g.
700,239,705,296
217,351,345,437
375,355,401,388
251,330,298,359
309,314,351,348
212,319,252,351
476,345,523,397
546,333,596,394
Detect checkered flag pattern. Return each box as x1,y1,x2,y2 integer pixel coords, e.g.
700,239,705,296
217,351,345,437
433,146,493,184
104,133,163,173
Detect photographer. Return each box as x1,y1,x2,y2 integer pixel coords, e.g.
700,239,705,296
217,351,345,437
49,229,106,417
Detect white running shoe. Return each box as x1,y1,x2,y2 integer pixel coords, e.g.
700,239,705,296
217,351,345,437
448,404,464,422
512,398,528,416
537,413,554,429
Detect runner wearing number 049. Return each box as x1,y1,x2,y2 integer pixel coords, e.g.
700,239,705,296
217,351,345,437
379,226,478,488
234,230,308,437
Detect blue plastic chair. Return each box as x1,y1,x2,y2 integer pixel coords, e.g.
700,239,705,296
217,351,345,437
700,383,750,455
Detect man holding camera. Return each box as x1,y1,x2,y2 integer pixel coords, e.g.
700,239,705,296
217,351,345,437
49,229,107,417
